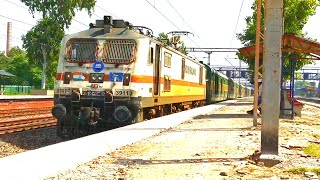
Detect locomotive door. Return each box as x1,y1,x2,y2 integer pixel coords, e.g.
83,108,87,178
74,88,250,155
153,44,161,96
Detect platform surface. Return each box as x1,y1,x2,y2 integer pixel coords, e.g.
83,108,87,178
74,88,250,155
0,99,237,180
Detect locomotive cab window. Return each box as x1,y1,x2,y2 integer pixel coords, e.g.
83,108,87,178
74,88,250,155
65,39,98,62
102,39,137,64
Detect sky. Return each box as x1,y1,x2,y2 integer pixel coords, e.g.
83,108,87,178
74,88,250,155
0,0,319,68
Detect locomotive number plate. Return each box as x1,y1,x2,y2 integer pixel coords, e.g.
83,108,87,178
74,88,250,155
114,89,132,97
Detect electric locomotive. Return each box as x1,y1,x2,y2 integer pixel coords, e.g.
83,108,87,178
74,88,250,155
52,16,207,137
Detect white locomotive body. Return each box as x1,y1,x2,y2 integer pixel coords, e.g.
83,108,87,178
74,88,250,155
52,16,206,137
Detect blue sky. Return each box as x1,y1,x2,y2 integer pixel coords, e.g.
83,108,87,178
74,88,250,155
0,0,319,67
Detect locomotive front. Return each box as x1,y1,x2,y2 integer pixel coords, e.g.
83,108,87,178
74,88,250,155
52,16,145,137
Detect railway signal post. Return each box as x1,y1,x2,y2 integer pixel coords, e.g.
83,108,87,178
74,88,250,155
260,0,283,165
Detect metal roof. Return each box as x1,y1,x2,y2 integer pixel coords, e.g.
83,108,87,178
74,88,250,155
0,70,15,77
239,34,320,60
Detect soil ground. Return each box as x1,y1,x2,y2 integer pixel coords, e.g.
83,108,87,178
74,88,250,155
48,98,320,180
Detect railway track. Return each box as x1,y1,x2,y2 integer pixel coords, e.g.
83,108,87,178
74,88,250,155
0,98,55,135
0,107,52,119
0,115,57,134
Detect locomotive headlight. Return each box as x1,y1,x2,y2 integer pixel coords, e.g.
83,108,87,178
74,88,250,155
123,73,131,86
90,73,104,83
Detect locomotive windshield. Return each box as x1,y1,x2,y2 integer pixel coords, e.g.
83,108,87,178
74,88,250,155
102,39,136,64
65,39,97,63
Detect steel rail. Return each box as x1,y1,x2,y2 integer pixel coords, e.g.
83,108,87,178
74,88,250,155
0,116,55,127
0,119,57,135
0,108,52,119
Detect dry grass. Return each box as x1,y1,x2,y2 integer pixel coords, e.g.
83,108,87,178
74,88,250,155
285,167,320,175
312,134,320,139
304,144,320,158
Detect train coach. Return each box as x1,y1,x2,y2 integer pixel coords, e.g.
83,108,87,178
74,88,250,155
51,16,252,138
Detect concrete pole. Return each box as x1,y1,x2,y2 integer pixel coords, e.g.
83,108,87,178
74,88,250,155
261,0,283,155
6,22,12,56
253,0,262,127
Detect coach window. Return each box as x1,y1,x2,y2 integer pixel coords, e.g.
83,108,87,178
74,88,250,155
215,76,219,94
164,52,172,67
149,47,154,64
164,75,171,92
181,58,185,79
199,67,203,85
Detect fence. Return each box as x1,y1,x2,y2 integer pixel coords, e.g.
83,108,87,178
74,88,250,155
0,85,34,95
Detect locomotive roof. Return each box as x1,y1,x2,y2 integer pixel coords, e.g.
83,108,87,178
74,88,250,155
64,16,205,68
65,27,148,40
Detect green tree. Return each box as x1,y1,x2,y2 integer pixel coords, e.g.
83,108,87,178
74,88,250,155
237,0,319,81
21,0,96,28
157,33,187,55
0,52,10,70
20,0,96,89
22,18,64,89
5,47,42,87
295,80,310,88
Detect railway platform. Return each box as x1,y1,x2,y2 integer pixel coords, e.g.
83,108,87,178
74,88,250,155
0,97,319,179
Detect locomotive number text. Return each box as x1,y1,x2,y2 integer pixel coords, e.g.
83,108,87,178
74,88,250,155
114,90,132,96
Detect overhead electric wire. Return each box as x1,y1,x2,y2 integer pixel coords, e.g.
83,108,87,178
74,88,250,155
230,0,245,48
145,0,181,31
4,0,27,10
165,0,200,39
95,4,119,19
0,14,34,27
145,0,201,48
226,0,245,70
4,0,88,29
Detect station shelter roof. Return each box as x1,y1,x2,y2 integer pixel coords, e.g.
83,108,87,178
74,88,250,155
0,70,15,77
238,34,320,60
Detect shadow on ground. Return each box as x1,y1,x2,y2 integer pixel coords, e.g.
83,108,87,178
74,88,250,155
0,127,65,151
116,157,247,165
193,113,253,119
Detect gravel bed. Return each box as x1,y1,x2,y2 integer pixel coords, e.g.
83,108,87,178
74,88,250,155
46,98,320,179
0,127,64,158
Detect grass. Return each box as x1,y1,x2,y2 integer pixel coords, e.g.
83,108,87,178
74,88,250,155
312,134,320,139
304,144,320,158
285,144,320,175
285,167,320,175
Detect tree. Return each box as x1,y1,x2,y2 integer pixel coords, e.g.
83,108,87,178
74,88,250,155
20,0,96,89
0,52,10,70
237,0,320,81
157,33,187,55
5,47,42,87
22,18,64,89
21,0,96,28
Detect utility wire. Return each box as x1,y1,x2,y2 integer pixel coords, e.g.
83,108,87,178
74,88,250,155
93,13,101,18
0,14,34,26
4,0,87,28
0,34,21,41
230,0,245,48
165,0,200,39
145,0,200,47
95,4,119,19
227,0,245,75
145,0,181,31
